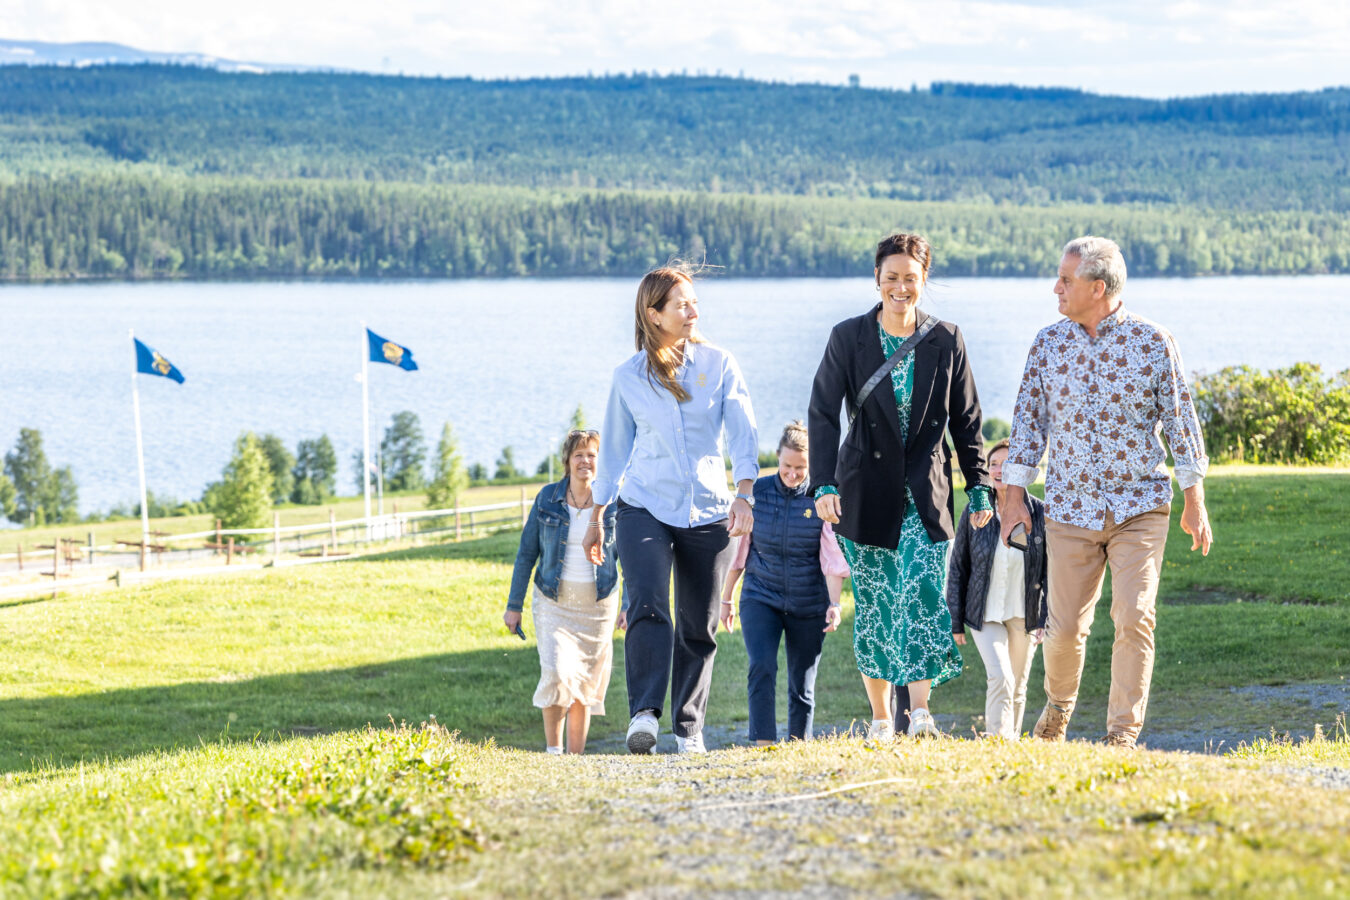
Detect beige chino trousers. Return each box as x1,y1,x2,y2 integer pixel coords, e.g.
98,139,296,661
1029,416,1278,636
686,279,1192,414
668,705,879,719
1043,505,1170,740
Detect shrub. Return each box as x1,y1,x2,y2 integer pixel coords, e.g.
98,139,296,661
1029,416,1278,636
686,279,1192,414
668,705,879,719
1192,363,1350,465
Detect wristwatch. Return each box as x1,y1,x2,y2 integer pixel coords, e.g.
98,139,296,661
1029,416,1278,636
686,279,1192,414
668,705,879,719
735,492,755,508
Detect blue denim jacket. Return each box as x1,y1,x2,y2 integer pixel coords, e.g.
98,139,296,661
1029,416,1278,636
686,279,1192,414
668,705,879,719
506,478,619,612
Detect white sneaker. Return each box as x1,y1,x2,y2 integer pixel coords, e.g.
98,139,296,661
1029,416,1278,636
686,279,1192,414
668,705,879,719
907,708,939,738
626,711,659,754
675,732,706,754
867,719,894,741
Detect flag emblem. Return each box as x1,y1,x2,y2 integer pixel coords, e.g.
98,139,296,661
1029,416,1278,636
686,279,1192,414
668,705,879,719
367,328,418,372
133,337,185,384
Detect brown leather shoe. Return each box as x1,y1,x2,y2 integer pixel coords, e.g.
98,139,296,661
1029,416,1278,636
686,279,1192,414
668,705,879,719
1104,732,1137,749
1033,703,1071,741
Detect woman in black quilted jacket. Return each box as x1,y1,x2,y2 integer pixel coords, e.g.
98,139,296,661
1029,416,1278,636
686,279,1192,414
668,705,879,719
947,439,1048,739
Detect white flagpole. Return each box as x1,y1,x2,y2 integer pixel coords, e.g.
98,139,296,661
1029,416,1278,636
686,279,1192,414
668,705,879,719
361,322,372,525
129,329,150,569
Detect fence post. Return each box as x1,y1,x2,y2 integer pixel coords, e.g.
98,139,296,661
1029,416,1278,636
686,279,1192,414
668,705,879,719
273,512,281,561
88,532,95,566
140,538,147,572
16,543,21,572
329,509,337,545
455,509,462,541
468,510,475,535
520,487,528,526
52,541,60,599
227,536,234,565
215,518,223,555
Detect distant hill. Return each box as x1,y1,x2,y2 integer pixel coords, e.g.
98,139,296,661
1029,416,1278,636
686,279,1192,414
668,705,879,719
1,65,1347,211
1,65,1348,280
0,38,319,74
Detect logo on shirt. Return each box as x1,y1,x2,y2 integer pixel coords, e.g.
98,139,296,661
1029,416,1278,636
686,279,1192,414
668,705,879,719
804,509,813,518
696,373,707,388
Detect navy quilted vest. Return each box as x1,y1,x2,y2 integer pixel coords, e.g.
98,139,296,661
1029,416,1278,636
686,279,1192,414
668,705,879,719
740,474,828,615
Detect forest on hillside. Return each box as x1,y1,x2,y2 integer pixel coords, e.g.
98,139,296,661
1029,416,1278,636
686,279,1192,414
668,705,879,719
1,66,1347,280
4,175,1346,280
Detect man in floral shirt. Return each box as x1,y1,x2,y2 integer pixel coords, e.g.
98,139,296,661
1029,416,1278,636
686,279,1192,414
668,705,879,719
1000,236,1213,748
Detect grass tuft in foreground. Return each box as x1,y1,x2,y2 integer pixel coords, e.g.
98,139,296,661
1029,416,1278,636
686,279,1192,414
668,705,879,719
0,724,481,898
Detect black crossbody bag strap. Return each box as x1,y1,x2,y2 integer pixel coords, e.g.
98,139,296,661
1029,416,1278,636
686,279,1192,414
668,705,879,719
847,312,939,425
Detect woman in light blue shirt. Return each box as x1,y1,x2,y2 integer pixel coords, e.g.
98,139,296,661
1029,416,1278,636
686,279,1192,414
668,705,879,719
584,264,759,754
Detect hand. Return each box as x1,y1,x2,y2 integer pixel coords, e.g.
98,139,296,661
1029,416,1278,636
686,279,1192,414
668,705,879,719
815,493,841,524
953,631,967,646
584,519,605,564
616,609,627,632
727,497,754,538
823,604,841,633
719,601,736,632
1180,489,1213,557
1032,627,1045,646
969,509,994,529
998,486,1032,548
503,610,522,634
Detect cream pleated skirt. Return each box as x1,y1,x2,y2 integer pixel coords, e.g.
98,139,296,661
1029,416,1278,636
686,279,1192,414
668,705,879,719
530,580,620,714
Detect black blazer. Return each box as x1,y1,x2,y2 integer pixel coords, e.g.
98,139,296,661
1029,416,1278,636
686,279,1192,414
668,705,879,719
946,493,1048,634
808,304,990,549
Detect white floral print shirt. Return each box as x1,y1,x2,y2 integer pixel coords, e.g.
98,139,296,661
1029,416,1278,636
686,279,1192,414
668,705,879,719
1004,306,1209,529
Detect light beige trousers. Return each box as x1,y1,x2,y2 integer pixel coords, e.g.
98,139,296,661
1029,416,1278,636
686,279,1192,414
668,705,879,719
1043,505,1170,740
970,618,1036,740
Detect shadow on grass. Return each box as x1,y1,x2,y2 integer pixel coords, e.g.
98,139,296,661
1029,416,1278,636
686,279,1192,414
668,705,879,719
0,645,545,777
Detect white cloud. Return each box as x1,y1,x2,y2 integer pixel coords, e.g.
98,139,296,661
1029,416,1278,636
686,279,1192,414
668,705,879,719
1,0,1347,96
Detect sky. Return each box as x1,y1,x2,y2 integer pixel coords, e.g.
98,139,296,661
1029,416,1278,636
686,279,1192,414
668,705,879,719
4,0,1349,98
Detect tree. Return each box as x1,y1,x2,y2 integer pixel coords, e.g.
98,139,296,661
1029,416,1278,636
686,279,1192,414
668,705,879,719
292,435,337,504
257,434,296,504
207,432,275,529
3,427,78,524
494,445,522,481
426,422,469,510
467,462,487,482
982,417,1012,443
4,427,51,524
381,411,427,491
0,472,16,521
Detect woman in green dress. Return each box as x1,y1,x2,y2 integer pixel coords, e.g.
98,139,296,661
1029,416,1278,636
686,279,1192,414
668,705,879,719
807,232,993,738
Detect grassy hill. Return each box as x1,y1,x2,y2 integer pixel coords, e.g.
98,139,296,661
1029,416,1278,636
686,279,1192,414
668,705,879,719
0,467,1346,895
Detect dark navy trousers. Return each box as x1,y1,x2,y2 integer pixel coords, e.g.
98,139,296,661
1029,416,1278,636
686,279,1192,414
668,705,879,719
615,501,734,739
740,596,827,742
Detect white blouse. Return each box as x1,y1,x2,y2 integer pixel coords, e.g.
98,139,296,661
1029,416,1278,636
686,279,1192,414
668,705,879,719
560,504,596,583
983,538,1026,624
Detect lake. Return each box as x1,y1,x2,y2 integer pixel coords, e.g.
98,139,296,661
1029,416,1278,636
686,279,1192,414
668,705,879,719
3,275,1348,515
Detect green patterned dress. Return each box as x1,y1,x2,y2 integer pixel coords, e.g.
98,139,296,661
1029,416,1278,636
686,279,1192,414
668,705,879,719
820,321,991,688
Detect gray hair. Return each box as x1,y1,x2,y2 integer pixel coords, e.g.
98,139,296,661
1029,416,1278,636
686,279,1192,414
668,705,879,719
1062,235,1127,299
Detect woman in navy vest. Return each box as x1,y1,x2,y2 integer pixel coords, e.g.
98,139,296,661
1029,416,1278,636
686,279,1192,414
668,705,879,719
720,422,849,743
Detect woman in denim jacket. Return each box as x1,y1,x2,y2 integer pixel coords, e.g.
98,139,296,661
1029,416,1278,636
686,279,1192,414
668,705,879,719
505,430,620,754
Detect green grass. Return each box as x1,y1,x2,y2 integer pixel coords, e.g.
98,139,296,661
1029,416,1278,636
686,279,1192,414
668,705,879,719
0,466,1346,895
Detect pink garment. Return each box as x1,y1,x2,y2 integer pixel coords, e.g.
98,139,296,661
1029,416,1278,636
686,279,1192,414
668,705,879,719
730,522,850,578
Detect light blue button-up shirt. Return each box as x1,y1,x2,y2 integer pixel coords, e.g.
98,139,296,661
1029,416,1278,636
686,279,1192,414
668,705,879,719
592,342,760,529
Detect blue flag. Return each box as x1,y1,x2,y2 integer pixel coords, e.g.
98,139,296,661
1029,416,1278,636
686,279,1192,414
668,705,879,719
367,329,419,371
134,337,185,384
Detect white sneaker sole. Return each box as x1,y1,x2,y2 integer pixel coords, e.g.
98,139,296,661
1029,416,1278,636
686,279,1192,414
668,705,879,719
627,729,657,754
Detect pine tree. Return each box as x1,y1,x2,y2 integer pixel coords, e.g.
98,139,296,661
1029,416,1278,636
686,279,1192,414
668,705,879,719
208,432,275,529
426,422,469,510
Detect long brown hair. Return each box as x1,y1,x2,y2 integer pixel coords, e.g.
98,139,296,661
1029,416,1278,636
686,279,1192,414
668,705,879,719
634,263,705,402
